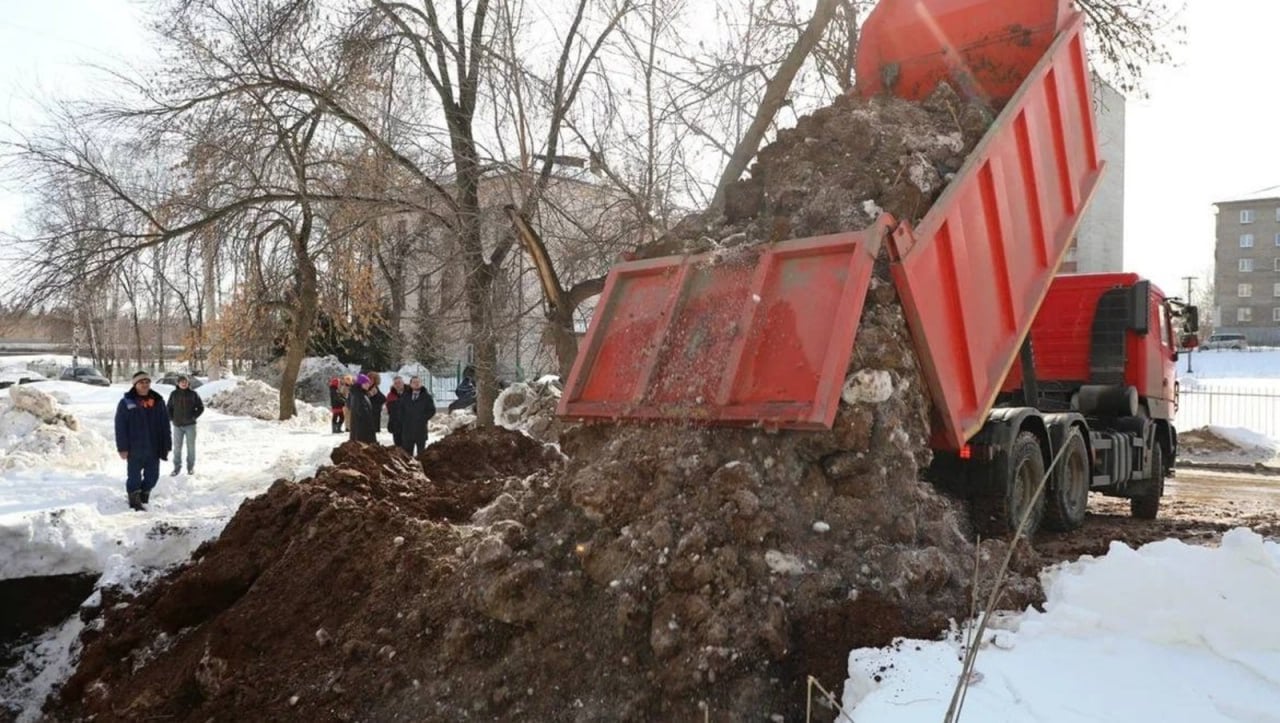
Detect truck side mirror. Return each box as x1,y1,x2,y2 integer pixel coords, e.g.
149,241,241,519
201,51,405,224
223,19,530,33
1129,280,1150,335
1185,306,1200,334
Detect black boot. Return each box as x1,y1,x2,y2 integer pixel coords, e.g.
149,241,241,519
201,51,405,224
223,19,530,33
128,491,145,511
140,490,150,505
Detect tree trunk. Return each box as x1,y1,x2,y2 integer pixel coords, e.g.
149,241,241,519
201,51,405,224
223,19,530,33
451,118,500,426
278,221,319,420
203,233,223,380
709,0,840,212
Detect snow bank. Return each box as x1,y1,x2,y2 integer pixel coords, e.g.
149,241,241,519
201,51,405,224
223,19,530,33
428,410,476,440
493,377,562,442
841,529,1280,722
1205,425,1279,454
206,379,329,427
0,386,111,472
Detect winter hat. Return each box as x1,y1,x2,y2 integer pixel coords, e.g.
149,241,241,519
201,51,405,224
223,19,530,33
329,377,340,389
132,370,151,384
355,373,371,387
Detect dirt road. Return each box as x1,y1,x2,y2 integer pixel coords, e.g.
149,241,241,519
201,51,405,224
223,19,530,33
1036,468,1280,564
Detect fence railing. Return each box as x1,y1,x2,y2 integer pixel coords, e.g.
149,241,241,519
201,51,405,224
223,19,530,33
1177,386,1280,439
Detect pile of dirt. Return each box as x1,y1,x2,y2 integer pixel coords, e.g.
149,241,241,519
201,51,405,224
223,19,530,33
494,377,563,442
641,82,988,259
44,89,1037,721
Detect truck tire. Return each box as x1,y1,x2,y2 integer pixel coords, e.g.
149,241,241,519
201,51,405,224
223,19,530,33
1130,442,1163,520
973,431,1046,537
1044,429,1089,531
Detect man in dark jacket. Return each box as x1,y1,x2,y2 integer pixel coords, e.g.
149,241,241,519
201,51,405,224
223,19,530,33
448,365,477,412
386,375,405,448
398,375,435,456
166,375,204,476
347,373,378,443
114,371,173,511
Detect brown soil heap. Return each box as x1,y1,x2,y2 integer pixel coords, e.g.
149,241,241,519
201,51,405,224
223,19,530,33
45,88,1044,722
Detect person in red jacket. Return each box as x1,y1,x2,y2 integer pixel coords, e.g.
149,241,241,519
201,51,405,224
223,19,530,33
386,375,406,448
328,377,345,433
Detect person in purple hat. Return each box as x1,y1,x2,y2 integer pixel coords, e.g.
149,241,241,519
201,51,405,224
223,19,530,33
347,373,378,443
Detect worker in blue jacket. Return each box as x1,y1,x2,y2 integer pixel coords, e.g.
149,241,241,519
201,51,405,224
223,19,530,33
114,371,172,511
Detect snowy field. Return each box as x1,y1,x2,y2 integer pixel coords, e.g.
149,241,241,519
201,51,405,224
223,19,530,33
841,529,1280,722
0,364,347,584
1178,349,1280,447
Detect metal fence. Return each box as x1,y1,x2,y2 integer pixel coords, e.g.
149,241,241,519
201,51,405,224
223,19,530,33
1177,386,1280,438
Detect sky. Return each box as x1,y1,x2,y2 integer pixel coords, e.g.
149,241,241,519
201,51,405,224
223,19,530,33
0,0,1275,306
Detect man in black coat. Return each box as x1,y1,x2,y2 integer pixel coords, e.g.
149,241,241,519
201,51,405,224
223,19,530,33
398,375,435,456
166,375,204,476
114,371,172,511
347,373,378,443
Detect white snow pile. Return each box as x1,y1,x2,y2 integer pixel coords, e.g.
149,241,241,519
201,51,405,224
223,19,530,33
840,529,1280,722
428,410,476,440
0,386,110,471
206,379,329,427
493,376,562,441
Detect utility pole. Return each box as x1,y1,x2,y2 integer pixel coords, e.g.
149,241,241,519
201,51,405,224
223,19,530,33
1182,275,1196,374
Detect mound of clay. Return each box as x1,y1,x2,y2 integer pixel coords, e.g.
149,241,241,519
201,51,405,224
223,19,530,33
418,426,562,484
45,88,1037,721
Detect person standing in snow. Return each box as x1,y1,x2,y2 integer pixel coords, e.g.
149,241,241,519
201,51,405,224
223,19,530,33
166,375,204,476
386,375,406,448
448,365,477,412
367,371,386,433
398,375,435,456
328,377,346,433
347,373,378,443
114,371,172,511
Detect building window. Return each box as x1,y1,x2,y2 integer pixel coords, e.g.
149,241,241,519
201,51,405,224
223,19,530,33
1241,234,1255,248
1275,308,1280,322
1240,258,1254,272
1275,233,1280,246
1238,307,1253,323
1275,258,1280,272
1275,283,1280,297
1241,209,1256,223
1239,283,1253,297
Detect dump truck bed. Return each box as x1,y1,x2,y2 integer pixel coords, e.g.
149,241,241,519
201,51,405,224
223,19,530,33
559,7,1103,453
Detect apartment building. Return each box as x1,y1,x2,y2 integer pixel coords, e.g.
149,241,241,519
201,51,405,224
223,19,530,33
1061,80,1126,274
1214,196,1280,345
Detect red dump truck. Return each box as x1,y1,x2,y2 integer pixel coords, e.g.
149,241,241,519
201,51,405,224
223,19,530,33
557,0,1200,535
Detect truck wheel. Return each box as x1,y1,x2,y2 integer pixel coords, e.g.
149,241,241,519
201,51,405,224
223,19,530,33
973,431,1046,537
1044,430,1089,531
1130,442,1163,520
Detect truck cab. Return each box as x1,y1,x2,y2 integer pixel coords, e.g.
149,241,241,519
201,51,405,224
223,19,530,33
948,273,1199,534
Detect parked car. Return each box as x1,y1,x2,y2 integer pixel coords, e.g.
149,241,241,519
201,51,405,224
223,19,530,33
1202,333,1248,351
59,366,111,386
0,368,45,390
158,372,203,389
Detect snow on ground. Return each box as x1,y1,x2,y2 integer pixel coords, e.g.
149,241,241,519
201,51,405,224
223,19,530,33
1176,349,1280,448
0,379,344,582
841,529,1280,722
1179,348,1280,392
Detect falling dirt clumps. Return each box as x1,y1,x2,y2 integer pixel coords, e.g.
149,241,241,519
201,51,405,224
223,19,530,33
641,82,990,260
43,89,1040,722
